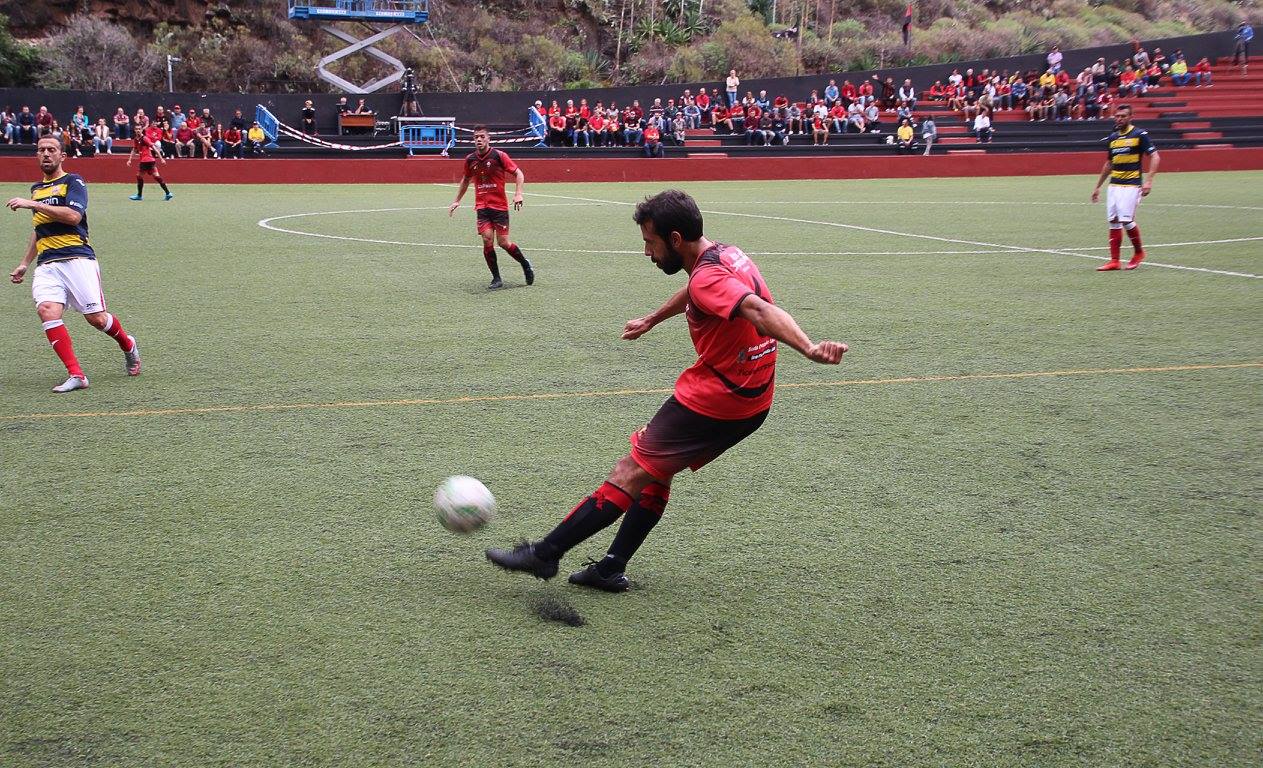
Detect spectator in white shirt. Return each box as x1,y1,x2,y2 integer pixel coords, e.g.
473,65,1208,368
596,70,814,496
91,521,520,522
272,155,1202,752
973,110,992,143
92,118,113,154
1047,45,1063,73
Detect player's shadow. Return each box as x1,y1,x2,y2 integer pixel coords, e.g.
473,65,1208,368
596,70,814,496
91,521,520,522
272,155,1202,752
463,283,528,296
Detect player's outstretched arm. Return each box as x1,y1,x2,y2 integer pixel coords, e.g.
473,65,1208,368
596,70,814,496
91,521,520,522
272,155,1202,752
7,197,81,226
623,285,689,340
737,294,847,364
449,176,471,216
512,168,525,211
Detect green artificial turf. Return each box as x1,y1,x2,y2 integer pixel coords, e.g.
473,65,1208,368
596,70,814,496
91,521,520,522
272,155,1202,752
1,173,1259,767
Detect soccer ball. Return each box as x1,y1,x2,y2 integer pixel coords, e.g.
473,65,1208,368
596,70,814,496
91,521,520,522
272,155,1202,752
434,475,496,533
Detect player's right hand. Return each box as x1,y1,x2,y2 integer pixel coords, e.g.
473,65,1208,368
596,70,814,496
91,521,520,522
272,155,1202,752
622,316,655,340
10,264,27,284
1090,189,1100,203
448,202,460,217
125,159,131,166
806,341,847,364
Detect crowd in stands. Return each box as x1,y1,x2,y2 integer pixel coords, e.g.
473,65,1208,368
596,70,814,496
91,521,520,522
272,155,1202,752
1,102,271,158
529,41,1218,153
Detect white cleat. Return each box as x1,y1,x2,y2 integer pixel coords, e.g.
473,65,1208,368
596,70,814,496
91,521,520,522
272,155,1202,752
52,375,89,393
124,335,141,376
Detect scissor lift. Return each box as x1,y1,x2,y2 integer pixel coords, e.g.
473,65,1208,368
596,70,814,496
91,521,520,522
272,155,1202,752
287,1,429,94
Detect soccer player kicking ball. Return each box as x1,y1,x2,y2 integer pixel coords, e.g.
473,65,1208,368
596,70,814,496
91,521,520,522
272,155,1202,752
486,190,847,592
448,126,533,289
9,137,141,392
1091,104,1159,271
125,128,173,201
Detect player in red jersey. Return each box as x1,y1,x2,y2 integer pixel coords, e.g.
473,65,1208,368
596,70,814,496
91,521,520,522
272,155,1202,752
125,127,172,202
487,190,847,591
448,126,532,289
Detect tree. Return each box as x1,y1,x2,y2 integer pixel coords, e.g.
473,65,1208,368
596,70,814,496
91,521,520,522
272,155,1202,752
41,15,160,91
0,14,41,87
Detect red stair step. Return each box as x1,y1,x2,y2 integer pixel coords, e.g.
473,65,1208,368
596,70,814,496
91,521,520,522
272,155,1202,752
1183,131,1224,139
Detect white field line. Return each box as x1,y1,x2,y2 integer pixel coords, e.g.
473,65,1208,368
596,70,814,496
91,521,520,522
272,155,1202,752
521,190,1263,280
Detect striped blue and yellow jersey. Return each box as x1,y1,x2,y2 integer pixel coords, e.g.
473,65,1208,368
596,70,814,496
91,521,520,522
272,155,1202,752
30,172,94,265
1104,127,1156,186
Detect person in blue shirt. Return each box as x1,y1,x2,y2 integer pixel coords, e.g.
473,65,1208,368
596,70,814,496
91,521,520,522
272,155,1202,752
1235,22,1254,75
824,79,839,106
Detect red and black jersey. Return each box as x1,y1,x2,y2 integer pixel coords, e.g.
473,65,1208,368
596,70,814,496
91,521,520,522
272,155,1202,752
462,148,520,212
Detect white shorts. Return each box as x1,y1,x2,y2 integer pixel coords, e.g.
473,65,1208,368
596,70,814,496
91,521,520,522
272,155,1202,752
31,258,106,314
1106,184,1143,224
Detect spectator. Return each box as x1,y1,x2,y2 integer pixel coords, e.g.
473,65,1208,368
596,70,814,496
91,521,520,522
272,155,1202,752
603,111,621,146
787,101,803,135
71,106,90,139
811,111,829,145
1096,87,1113,119
642,121,664,157
696,87,711,123
846,100,866,134
195,122,215,158
948,68,963,90
920,115,937,156
111,107,130,140
170,105,186,132
301,100,316,134
725,69,740,106
682,98,701,129
1150,48,1167,77
840,79,857,105
564,99,579,145
547,110,567,146
622,113,642,147
1194,56,1213,87
744,107,765,146
828,101,847,134
133,107,150,135
895,117,916,154
756,89,770,112
1047,44,1063,73
158,121,177,157
863,100,881,132
199,107,215,128
997,77,1013,110
1170,55,1191,86
352,98,369,115
647,97,664,123
857,78,874,106
586,109,605,147
230,109,248,134
1133,43,1151,71
1235,22,1254,75
185,109,202,133
222,124,243,159
175,122,196,156
898,79,917,111
711,103,732,134
17,106,35,143
880,76,897,111
1,107,13,143
246,121,267,156
92,118,113,154
1053,88,1071,121
928,81,945,101
1010,78,1029,111
767,109,788,145
1146,61,1163,90
36,106,53,136
973,109,993,143
671,114,686,145
824,79,839,106
729,102,746,134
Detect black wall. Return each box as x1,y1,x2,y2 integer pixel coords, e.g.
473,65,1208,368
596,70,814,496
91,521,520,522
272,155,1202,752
0,29,1234,133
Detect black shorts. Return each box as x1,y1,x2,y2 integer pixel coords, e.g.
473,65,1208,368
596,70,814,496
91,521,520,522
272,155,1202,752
476,207,510,234
629,395,769,481
138,161,156,173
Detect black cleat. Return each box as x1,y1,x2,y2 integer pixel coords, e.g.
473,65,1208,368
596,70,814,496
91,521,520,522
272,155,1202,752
568,559,630,593
523,260,535,285
486,541,559,580
488,277,504,290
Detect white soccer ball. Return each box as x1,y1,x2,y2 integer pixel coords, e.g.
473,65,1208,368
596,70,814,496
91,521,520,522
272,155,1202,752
434,475,497,533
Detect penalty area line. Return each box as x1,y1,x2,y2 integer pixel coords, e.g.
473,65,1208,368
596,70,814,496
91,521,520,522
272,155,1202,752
3,362,1259,423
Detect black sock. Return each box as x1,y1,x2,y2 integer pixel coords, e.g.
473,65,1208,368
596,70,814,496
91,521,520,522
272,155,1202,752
535,482,632,560
600,482,668,575
483,245,500,278
158,179,170,194
504,243,527,265
136,177,144,196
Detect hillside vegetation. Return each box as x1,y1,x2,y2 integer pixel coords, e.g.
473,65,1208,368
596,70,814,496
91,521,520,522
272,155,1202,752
1,0,1259,93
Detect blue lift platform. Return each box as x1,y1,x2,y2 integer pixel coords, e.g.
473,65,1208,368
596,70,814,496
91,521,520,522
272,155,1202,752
287,1,429,93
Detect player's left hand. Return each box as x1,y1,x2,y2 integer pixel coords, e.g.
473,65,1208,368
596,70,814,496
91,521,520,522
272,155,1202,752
6,197,34,212
10,264,27,284
448,201,460,217
805,340,847,364
1140,182,1153,197
513,195,524,211
1090,188,1100,203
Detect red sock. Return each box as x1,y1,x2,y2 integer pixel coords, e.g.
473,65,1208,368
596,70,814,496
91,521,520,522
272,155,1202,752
1126,224,1143,252
100,313,134,351
1108,228,1123,261
43,320,84,378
